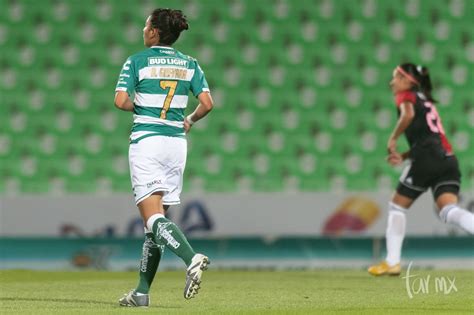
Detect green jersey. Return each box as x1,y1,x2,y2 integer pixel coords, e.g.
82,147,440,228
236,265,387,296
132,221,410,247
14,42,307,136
115,46,209,142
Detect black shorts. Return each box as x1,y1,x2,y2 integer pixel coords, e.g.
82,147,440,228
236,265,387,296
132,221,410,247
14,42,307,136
396,148,461,200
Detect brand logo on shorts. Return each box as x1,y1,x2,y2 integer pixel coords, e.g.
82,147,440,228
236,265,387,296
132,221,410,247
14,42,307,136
146,180,162,188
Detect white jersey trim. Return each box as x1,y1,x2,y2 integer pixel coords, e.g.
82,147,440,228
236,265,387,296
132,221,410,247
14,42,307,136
150,45,174,49
130,130,185,142
133,114,184,128
134,93,188,108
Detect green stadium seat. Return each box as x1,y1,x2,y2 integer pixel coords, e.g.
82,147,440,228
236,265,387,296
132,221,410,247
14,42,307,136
0,0,472,194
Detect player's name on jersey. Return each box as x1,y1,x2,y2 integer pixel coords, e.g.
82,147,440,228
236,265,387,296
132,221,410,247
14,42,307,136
150,67,188,80
148,57,188,67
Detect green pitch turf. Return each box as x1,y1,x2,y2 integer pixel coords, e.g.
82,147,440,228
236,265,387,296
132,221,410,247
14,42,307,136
0,269,473,314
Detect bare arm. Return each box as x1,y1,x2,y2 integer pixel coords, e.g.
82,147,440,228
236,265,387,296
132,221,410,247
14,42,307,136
114,91,134,112
387,101,415,153
184,92,214,132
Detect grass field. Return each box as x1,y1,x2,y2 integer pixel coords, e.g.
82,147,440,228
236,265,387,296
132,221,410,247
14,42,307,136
0,269,473,314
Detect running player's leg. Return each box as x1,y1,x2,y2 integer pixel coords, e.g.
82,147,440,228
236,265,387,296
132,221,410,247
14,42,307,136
385,192,414,266
133,203,169,296
119,226,164,307
368,192,414,276
436,190,474,234
140,194,197,266
369,163,425,276
387,160,429,266
160,164,209,300
432,156,473,234
141,194,209,299
136,227,165,294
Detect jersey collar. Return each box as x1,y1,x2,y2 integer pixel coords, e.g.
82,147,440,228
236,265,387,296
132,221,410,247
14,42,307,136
151,45,174,49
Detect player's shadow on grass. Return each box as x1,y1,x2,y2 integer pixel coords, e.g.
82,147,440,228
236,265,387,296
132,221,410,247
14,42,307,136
0,297,180,309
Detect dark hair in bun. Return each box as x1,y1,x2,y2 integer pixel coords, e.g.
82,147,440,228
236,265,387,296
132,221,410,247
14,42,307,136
150,8,189,46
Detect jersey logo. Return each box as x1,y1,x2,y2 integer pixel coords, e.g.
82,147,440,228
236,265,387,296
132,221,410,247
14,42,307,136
122,60,131,70
159,49,174,55
148,57,188,68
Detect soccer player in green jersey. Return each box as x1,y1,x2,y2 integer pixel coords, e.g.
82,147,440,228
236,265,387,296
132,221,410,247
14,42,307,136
114,8,213,307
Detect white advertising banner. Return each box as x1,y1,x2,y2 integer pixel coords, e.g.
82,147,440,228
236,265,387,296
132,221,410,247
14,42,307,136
0,191,473,237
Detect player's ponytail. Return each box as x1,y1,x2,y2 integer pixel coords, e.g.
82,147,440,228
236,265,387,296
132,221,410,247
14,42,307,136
416,65,436,102
150,8,189,46
398,63,436,102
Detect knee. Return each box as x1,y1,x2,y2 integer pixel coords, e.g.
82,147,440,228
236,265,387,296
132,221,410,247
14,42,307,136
435,192,459,211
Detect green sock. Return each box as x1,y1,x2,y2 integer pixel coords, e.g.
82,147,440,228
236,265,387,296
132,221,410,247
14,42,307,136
135,232,164,294
152,216,196,266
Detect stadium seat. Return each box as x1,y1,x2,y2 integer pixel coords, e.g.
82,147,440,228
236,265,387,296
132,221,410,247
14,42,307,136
0,0,472,194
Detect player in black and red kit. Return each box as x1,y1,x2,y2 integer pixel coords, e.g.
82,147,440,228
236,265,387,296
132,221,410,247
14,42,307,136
368,63,474,276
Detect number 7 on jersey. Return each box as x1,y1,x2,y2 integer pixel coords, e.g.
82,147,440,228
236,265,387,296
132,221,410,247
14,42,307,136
160,80,178,119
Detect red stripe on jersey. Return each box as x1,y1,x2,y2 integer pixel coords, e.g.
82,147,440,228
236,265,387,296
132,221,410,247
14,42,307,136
440,133,453,155
395,91,417,108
